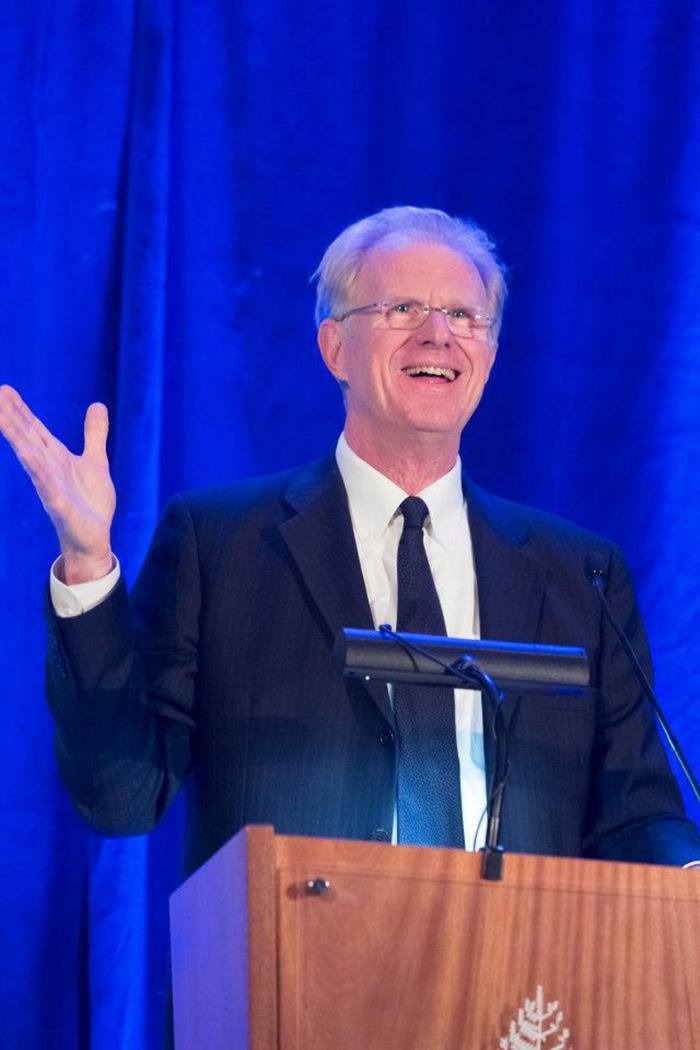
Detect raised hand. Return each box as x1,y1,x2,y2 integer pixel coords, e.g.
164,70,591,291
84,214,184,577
0,385,116,583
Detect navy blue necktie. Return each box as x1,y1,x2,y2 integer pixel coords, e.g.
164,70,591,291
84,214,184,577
393,496,465,849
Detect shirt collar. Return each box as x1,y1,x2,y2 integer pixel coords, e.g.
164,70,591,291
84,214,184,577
335,433,465,548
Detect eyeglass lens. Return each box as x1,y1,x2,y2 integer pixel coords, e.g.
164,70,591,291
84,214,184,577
385,302,479,334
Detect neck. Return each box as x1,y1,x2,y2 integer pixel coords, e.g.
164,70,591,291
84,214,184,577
343,423,459,494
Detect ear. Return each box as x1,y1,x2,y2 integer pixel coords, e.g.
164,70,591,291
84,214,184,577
317,319,348,383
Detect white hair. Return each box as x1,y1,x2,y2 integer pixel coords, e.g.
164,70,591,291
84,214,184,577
311,205,508,337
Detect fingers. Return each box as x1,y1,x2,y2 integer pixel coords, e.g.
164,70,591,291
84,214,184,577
1,385,110,475
0,384,55,470
83,402,109,461
0,384,55,447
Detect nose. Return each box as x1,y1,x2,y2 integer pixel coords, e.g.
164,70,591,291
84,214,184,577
417,306,452,346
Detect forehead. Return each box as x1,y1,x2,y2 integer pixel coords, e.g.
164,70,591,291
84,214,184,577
352,238,488,304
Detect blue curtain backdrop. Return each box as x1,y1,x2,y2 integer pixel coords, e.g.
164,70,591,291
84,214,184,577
1,1,699,1046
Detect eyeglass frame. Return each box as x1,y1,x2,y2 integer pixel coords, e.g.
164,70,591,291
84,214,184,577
336,298,495,338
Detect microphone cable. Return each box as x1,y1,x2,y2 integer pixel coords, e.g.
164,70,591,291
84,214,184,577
590,567,700,805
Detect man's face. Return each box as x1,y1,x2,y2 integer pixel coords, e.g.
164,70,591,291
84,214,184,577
318,239,497,454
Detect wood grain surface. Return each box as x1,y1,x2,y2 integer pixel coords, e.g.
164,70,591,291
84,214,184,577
274,835,700,1049
171,827,700,1049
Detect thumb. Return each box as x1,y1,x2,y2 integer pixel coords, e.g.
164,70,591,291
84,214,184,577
83,402,110,460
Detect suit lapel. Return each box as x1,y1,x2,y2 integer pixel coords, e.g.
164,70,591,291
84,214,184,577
466,480,549,644
276,456,393,725
464,476,550,818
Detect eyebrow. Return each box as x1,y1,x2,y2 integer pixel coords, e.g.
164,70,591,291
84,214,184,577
386,296,485,309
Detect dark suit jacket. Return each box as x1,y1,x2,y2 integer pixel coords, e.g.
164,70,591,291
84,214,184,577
45,455,700,877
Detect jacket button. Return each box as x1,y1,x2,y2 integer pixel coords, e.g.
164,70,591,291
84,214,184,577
378,727,395,748
370,828,390,842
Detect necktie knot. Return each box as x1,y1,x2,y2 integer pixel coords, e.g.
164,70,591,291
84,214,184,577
400,496,429,530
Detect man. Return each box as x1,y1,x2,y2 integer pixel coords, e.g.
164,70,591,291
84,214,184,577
1,205,698,876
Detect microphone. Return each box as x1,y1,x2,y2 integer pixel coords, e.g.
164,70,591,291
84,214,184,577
337,626,591,882
335,628,589,694
589,565,700,804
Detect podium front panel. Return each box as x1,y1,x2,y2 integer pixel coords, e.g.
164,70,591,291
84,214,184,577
274,838,700,1050
171,827,700,1049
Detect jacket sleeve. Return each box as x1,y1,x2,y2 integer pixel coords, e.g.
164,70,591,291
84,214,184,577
581,543,700,865
45,494,199,836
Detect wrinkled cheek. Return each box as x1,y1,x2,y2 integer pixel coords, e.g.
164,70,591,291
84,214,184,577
473,360,494,390
463,370,491,414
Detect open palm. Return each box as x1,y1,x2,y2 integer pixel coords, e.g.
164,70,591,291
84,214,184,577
0,385,116,581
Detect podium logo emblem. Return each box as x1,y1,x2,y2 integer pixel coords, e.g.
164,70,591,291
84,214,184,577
499,985,571,1049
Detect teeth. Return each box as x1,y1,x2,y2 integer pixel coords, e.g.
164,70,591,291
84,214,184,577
403,365,457,381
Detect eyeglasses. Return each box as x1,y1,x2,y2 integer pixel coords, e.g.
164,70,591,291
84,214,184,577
337,299,495,339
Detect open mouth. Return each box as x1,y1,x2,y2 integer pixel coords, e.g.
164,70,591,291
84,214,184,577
401,365,459,383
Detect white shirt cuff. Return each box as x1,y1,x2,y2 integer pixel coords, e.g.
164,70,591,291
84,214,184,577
49,555,121,618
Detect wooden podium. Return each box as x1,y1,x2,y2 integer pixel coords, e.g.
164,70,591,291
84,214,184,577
170,826,700,1048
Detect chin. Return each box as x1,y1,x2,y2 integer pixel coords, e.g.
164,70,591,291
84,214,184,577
399,418,464,441
394,392,478,433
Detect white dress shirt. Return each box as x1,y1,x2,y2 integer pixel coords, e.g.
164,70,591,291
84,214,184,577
50,555,120,617
335,434,487,849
